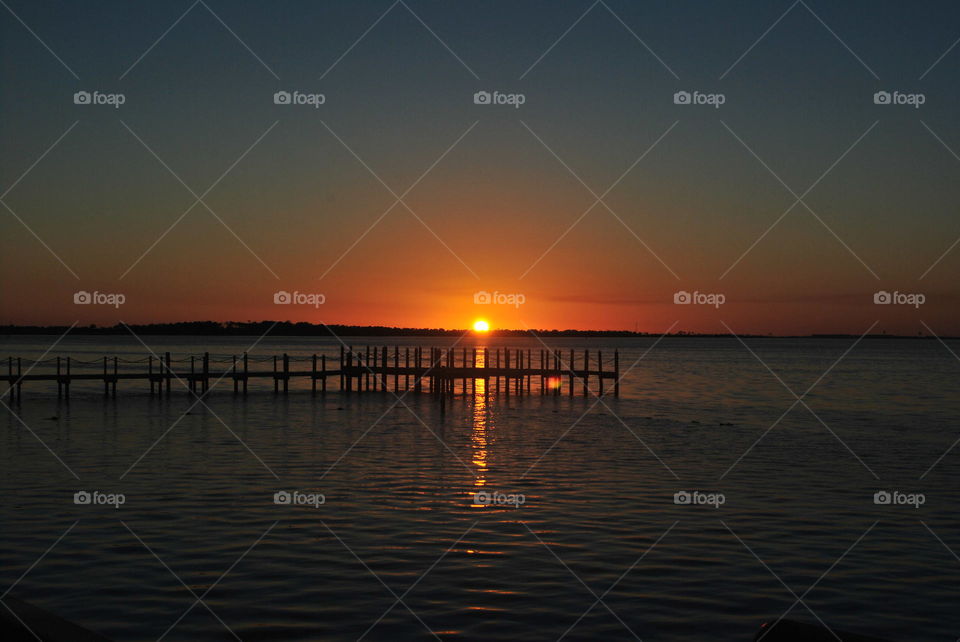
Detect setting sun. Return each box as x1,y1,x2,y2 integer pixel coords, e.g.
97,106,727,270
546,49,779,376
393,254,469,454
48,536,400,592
473,319,490,333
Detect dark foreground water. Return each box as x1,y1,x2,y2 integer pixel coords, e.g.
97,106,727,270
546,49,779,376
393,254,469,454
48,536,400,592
1,335,959,641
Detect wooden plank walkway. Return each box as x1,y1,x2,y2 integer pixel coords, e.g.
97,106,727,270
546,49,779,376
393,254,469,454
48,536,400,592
2,346,620,401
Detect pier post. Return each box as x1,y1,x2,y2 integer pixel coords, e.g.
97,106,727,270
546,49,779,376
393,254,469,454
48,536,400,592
165,352,172,396
312,354,317,394
16,357,22,399
233,355,238,394
64,357,71,399
113,357,118,396
598,351,604,396
322,354,327,393
57,357,62,398
7,357,13,401
243,352,248,395
569,349,574,397
583,349,589,397
283,353,289,393
614,350,620,397
203,352,209,393
554,350,561,396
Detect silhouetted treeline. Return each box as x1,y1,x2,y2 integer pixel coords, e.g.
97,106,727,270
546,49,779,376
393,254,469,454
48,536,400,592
0,321,946,338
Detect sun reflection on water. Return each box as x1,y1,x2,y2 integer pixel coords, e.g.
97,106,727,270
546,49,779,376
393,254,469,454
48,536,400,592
470,348,489,507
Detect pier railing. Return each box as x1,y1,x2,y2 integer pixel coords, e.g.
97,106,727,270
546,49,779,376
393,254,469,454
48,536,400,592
2,346,620,401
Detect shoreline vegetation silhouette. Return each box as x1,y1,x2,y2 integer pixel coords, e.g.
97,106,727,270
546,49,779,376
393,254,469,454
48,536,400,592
0,322,949,339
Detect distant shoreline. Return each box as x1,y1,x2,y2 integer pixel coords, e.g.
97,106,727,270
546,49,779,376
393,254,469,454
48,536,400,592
0,322,951,340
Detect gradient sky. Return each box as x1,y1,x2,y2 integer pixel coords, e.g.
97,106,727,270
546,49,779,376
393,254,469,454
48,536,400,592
2,0,960,334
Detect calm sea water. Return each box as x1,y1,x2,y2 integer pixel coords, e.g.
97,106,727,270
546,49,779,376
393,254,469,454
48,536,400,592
1,335,958,641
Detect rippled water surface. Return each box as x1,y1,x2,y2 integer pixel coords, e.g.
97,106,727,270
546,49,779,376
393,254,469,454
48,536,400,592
1,335,959,641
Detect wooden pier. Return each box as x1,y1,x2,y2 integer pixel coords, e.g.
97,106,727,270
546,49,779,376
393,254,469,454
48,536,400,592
2,346,620,401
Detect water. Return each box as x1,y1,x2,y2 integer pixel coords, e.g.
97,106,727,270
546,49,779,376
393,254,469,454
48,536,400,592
1,335,958,641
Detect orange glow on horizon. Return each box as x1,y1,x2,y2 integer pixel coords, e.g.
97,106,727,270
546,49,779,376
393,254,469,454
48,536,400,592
473,319,490,333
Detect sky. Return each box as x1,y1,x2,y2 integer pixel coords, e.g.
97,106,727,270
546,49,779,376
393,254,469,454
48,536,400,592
1,0,959,334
